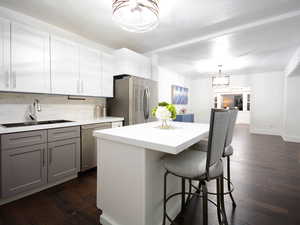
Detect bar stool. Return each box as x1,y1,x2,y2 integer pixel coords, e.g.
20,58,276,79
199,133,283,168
194,108,238,207
162,109,230,225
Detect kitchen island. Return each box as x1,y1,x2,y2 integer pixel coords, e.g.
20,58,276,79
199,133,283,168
94,121,209,225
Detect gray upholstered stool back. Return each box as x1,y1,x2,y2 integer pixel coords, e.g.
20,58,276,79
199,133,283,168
206,109,230,177
225,108,238,147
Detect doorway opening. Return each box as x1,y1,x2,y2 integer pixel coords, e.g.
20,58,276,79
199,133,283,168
214,87,251,124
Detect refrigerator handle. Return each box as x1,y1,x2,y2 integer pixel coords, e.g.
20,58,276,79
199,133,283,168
147,88,150,119
143,88,150,120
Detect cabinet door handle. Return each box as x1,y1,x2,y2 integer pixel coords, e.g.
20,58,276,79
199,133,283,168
81,80,84,93
5,70,10,88
13,71,16,89
77,80,80,93
49,148,52,164
42,148,45,167
10,71,14,89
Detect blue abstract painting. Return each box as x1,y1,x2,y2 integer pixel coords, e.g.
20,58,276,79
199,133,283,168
171,85,189,105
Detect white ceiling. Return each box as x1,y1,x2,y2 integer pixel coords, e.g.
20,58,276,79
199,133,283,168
157,14,300,78
0,0,300,77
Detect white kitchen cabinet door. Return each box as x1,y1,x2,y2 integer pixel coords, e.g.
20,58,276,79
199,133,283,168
51,36,80,95
113,48,139,76
0,17,10,91
79,46,101,96
11,22,50,93
113,48,152,79
102,53,114,97
138,56,151,79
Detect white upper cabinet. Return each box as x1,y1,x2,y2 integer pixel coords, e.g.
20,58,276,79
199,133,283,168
113,48,151,79
0,12,114,97
11,22,50,93
79,46,102,96
0,17,10,91
138,56,151,79
50,36,80,95
102,53,114,97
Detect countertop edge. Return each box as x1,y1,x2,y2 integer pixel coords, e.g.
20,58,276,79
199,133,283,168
94,132,176,154
94,129,209,155
0,117,124,134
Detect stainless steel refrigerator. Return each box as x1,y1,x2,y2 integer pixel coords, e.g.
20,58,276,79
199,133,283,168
107,75,158,126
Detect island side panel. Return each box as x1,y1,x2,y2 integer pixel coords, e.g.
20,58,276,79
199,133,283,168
144,149,182,225
97,138,146,225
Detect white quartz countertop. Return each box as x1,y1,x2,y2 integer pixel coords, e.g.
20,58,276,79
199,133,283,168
94,121,209,154
0,117,124,134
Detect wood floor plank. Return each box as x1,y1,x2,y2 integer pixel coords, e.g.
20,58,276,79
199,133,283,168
0,125,299,225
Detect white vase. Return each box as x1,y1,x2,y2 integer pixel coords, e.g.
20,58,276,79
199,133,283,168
155,106,171,129
160,119,170,129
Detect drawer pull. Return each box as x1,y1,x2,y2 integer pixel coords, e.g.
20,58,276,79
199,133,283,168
53,131,76,135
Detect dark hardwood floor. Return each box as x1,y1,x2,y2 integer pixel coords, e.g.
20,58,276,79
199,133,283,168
175,124,300,225
0,170,100,225
0,124,300,225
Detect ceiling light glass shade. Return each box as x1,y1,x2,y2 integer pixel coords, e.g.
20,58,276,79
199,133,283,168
212,65,230,87
212,76,230,87
112,0,159,33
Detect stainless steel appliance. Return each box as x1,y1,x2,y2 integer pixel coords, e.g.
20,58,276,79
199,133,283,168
107,75,158,126
80,123,111,171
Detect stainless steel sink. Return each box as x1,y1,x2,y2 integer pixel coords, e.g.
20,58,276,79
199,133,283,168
1,120,74,128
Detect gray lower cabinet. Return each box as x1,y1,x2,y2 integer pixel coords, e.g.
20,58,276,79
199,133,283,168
0,126,81,199
48,138,80,183
1,144,47,198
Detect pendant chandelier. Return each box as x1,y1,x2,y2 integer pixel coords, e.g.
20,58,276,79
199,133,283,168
112,0,160,33
212,65,230,87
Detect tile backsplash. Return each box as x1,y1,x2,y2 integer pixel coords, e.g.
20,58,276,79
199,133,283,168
0,93,106,124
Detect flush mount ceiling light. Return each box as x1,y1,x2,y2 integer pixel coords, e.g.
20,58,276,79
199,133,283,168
112,0,160,33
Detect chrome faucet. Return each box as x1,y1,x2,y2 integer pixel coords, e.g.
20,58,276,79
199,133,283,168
34,99,41,112
29,99,41,121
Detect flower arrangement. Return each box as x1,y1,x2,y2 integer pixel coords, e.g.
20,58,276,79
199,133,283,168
152,102,177,128
180,108,187,114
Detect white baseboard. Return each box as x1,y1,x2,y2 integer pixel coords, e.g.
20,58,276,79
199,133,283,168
282,135,300,143
100,202,181,225
250,128,281,136
251,128,300,143
100,214,120,225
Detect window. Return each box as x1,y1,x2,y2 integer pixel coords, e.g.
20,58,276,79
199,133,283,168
247,94,251,111
214,96,218,108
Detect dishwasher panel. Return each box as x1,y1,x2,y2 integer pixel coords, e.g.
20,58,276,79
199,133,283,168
81,123,111,171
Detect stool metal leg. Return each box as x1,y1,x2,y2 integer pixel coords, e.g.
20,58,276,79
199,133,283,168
216,178,222,225
187,179,192,203
227,156,237,208
220,175,229,225
181,178,186,213
202,181,208,225
196,180,201,194
162,171,169,225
